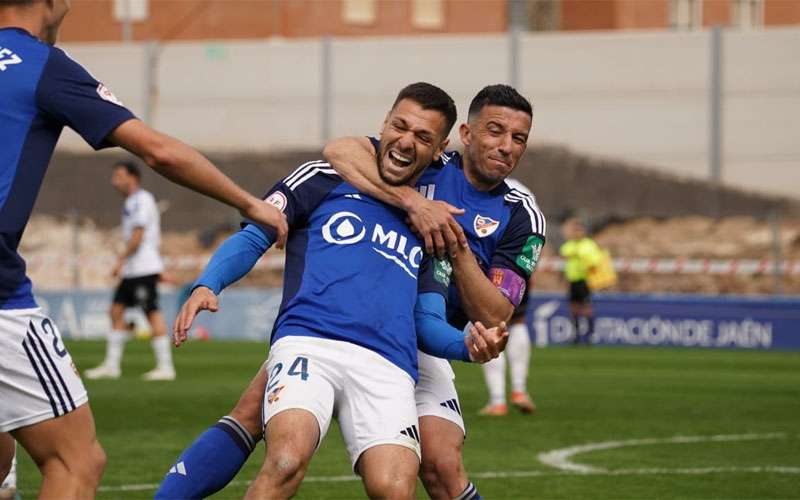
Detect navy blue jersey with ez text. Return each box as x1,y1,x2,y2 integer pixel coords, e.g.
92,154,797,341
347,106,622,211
416,151,547,327
246,161,443,381
0,28,135,309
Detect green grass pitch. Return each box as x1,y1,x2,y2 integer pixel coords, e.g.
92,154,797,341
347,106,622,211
15,340,800,499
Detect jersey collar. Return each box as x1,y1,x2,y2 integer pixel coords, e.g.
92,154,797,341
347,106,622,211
0,27,36,38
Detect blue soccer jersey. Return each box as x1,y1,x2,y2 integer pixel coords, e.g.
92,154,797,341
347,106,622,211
245,161,446,381
415,151,547,327
0,28,135,309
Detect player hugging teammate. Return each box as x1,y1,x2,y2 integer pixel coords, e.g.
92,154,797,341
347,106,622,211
157,82,545,500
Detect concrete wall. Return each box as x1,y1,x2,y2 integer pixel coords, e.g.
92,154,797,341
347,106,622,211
55,28,800,198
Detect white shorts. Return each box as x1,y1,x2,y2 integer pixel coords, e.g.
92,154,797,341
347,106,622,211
262,336,420,470
415,351,465,435
0,308,88,432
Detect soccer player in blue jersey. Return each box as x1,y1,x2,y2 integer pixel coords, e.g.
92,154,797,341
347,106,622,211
323,84,544,500
158,83,508,500
0,1,287,497
156,85,540,500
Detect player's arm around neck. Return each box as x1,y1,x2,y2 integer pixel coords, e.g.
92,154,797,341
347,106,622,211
323,136,466,256
109,119,287,248
451,244,514,327
323,136,417,208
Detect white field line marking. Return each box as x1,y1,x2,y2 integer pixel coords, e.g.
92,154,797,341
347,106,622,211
88,433,799,493
94,466,800,493
537,432,787,473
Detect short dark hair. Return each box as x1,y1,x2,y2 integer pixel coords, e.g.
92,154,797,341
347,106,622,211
0,0,36,5
468,84,533,120
114,160,141,180
391,82,457,137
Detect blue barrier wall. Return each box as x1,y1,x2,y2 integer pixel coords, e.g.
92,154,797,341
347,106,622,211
36,289,282,342
526,293,800,350
37,289,800,350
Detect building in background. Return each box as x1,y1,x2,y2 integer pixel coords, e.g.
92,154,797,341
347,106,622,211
61,0,800,43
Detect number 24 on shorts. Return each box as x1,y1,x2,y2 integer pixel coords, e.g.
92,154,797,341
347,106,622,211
267,356,309,392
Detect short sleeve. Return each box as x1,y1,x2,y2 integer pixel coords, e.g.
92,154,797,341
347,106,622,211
36,48,135,150
490,201,546,280
243,160,342,239
417,255,452,298
127,195,149,228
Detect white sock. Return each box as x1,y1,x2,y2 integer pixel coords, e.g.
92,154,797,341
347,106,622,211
151,335,174,371
482,352,506,405
1,447,15,489
507,323,531,393
106,329,128,370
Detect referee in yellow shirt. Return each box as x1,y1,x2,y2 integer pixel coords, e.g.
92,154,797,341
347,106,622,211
559,218,602,345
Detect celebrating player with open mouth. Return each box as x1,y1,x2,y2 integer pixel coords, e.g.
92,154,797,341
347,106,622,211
158,82,508,499
157,84,542,500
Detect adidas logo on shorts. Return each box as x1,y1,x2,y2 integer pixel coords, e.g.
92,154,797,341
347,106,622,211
399,424,420,444
440,398,462,415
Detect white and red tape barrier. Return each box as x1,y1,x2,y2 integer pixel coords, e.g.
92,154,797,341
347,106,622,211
24,254,800,276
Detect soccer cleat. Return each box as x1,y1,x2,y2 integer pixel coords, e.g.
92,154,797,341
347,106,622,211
478,403,508,416
142,367,176,381
511,391,537,414
84,363,121,380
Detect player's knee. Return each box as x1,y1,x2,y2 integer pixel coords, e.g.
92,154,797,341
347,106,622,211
364,473,416,500
64,441,105,488
89,441,107,484
264,447,308,484
420,449,464,496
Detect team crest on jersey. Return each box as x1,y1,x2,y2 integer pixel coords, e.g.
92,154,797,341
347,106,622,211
266,191,288,213
267,385,285,404
473,215,499,238
96,83,124,106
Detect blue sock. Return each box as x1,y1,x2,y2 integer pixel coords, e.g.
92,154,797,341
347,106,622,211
155,416,256,499
456,482,482,500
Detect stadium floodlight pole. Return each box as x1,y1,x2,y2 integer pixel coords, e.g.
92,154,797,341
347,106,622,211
709,25,723,184
142,40,159,125
509,25,520,89
507,0,525,88
121,0,133,43
320,36,332,144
